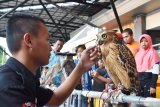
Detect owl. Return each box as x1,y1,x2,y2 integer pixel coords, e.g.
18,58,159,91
97,30,139,94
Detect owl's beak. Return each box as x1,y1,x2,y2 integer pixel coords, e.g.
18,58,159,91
97,39,104,45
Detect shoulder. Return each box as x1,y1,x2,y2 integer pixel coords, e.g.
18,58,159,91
133,41,140,47
0,65,22,90
96,67,106,74
148,48,159,58
50,51,56,57
0,64,18,79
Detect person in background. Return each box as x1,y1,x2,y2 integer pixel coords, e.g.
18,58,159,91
92,59,112,107
92,59,112,92
75,45,93,91
135,34,160,97
74,44,94,107
41,38,64,87
47,39,64,68
0,13,100,107
122,28,139,57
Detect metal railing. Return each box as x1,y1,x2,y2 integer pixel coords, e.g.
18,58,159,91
44,43,160,107
153,43,160,54
71,90,160,107
152,43,160,47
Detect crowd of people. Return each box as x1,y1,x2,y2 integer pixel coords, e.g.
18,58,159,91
0,13,100,107
122,28,159,98
0,13,159,107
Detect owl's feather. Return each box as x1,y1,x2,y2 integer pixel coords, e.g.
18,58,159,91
97,31,139,93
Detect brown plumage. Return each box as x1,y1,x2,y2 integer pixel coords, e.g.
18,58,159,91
97,30,139,94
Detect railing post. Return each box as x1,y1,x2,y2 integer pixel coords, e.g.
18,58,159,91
77,93,81,107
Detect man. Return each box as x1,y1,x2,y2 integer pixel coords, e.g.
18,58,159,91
0,14,100,107
74,44,96,107
47,38,64,68
92,59,112,107
75,44,93,91
92,59,112,92
122,28,139,57
44,39,64,87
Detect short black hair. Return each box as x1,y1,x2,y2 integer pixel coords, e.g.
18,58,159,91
57,38,64,43
6,13,45,53
75,44,86,53
123,28,133,35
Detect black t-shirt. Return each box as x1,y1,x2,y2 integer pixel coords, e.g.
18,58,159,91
0,57,53,107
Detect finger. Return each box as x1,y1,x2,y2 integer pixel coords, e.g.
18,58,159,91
90,54,99,60
90,53,101,62
85,46,96,53
90,56,99,64
90,47,100,57
96,45,101,52
89,48,99,59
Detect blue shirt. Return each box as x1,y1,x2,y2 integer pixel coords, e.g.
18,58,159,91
46,51,61,68
74,59,96,90
45,51,62,87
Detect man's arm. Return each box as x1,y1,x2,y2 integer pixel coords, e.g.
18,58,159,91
46,46,100,106
96,74,112,84
92,72,112,84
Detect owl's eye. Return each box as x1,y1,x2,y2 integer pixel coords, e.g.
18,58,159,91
102,34,107,39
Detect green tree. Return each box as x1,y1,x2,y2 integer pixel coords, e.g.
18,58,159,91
0,45,7,65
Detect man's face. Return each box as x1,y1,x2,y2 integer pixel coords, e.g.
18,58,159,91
31,22,51,66
98,59,104,68
122,32,133,44
54,40,64,52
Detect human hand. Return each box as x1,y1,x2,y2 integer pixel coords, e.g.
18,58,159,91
150,87,156,94
91,72,99,78
78,46,100,72
104,84,109,92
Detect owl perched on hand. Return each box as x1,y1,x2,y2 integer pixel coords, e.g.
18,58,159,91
97,30,139,94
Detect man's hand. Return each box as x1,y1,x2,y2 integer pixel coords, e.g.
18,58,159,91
150,87,156,94
78,46,100,72
91,72,99,78
47,46,100,106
